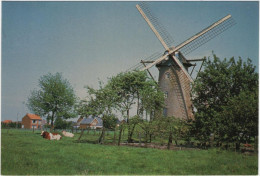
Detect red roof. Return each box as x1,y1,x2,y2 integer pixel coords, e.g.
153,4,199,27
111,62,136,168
3,120,12,123
26,113,42,120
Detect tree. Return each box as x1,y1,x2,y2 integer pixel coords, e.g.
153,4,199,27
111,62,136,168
156,116,187,149
107,71,164,143
77,81,119,144
192,54,258,148
221,88,258,150
27,73,77,129
54,117,72,130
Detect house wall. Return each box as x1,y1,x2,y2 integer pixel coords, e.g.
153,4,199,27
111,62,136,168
80,124,89,129
21,116,31,129
90,119,98,127
80,119,100,129
21,115,42,129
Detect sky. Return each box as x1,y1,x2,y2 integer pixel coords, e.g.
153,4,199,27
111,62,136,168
2,1,259,121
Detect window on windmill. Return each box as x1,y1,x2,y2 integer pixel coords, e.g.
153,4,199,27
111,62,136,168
163,108,167,117
165,72,170,79
164,91,168,98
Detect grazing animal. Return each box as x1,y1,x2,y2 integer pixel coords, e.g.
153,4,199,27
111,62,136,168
244,143,252,148
62,130,74,137
41,131,62,140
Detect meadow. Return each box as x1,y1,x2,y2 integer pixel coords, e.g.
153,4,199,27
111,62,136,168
1,129,258,175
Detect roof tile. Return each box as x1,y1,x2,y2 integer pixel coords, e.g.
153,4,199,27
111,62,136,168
26,113,42,120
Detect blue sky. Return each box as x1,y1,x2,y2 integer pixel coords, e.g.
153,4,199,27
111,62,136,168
2,1,259,121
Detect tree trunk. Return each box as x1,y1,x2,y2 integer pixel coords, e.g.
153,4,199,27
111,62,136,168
51,112,55,132
78,129,85,141
138,132,141,146
113,129,116,144
128,124,136,143
235,142,240,151
167,132,173,150
127,109,132,143
137,92,140,115
118,126,123,146
145,132,148,148
254,136,258,153
98,127,106,144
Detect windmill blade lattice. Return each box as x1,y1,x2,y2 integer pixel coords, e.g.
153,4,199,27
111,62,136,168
126,52,163,72
177,16,236,56
138,2,175,49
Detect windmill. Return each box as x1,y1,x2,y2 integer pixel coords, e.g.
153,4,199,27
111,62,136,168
133,2,235,120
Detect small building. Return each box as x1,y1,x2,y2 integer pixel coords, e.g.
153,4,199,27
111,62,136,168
77,116,84,123
80,116,103,129
72,116,83,129
21,113,42,129
2,120,12,124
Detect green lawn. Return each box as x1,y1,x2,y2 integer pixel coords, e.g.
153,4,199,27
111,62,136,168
1,129,258,175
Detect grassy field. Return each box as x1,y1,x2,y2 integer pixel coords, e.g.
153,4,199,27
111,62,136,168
1,129,258,175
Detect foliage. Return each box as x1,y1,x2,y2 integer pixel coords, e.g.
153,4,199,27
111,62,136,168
221,88,258,147
54,117,73,129
102,114,117,130
1,122,21,128
138,119,157,143
77,71,164,144
106,71,164,142
27,73,77,128
77,81,119,143
192,54,258,147
157,116,189,148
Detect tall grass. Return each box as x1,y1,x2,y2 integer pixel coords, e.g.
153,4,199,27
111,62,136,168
1,129,258,175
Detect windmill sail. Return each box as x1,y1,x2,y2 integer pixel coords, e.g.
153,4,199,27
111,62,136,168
126,52,162,72
137,2,175,50
177,15,236,55
140,14,235,73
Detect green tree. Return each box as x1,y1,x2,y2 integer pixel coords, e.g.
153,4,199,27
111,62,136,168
107,71,164,143
54,117,72,130
77,82,119,144
192,54,258,147
221,88,258,150
27,73,77,129
156,116,187,149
